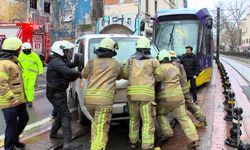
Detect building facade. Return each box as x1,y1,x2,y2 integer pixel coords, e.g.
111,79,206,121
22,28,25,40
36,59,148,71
96,0,187,36
241,13,250,52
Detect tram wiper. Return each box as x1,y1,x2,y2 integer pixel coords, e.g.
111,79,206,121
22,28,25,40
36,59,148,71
168,24,175,49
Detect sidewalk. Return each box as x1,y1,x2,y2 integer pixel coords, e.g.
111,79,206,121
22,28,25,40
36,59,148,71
161,60,250,150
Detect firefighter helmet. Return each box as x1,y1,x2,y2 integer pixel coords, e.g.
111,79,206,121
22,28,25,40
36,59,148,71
136,36,151,49
158,50,172,62
22,42,32,50
168,50,177,58
99,37,118,51
2,37,22,51
51,40,74,56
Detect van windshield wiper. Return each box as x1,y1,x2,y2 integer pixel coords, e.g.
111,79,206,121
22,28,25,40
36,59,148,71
168,24,175,49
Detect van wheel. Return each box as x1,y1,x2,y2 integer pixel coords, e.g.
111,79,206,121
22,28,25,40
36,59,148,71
77,101,91,126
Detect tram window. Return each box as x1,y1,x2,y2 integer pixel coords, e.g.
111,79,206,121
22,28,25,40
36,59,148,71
202,28,211,54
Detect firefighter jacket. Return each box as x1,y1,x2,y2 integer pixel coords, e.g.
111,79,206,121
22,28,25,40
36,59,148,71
172,59,190,94
156,63,185,102
0,59,26,109
18,51,43,78
123,57,164,101
82,58,122,105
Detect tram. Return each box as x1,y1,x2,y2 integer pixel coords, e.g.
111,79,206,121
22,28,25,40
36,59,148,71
153,8,214,86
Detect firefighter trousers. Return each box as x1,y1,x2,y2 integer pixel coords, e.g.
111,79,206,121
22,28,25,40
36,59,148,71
86,104,112,150
23,76,37,102
157,100,199,143
128,101,156,149
184,92,206,122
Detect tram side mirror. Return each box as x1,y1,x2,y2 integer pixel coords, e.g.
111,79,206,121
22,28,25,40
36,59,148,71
207,17,213,29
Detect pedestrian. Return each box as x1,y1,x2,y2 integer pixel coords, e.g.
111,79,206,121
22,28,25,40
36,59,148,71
18,42,43,107
0,37,29,150
156,50,200,148
46,40,82,149
81,37,122,150
122,36,165,150
180,46,200,103
169,50,207,128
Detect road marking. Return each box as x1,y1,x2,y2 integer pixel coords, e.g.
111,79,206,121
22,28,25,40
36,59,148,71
0,117,52,147
35,89,45,94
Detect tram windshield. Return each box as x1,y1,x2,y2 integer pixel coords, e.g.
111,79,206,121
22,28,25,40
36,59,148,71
154,20,199,56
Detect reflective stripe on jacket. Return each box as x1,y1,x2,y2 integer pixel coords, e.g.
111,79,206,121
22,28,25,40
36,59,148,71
18,51,43,77
82,58,122,105
156,63,184,102
0,60,26,109
123,58,164,101
172,61,190,94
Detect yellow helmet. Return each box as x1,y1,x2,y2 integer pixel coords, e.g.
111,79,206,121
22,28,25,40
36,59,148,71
136,36,151,49
2,37,22,51
99,37,118,51
158,50,171,62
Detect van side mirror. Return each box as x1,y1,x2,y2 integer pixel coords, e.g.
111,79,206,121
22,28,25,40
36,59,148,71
73,53,84,71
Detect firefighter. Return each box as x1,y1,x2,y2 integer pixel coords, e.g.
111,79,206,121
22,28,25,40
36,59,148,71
156,50,200,148
122,37,164,150
81,37,122,150
0,37,29,150
168,50,207,128
46,40,82,149
18,42,43,107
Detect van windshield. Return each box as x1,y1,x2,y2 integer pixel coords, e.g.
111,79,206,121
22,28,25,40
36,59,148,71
88,37,158,63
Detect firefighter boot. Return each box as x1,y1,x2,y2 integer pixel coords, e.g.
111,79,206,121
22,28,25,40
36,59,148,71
63,142,82,150
130,141,140,149
194,120,208,128
187,140,200,149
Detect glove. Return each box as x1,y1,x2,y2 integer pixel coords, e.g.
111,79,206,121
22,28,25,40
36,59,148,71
10,99,21,107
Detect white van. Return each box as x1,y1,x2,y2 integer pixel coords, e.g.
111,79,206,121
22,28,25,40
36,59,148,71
68,34,159,125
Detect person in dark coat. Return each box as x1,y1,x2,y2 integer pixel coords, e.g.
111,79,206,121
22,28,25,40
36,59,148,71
180,46,200,103
46,40,82,149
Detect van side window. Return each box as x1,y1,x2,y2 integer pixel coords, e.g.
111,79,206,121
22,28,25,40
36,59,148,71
79,40,85,54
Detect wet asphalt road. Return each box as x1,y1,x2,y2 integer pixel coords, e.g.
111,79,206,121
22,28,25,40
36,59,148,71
0,71,53,135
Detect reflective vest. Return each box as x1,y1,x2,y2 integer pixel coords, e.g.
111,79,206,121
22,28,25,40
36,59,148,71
18,51,43,78
157,63,184,102
0,60,26,109
123,58,164,101
172,61,190,94
82,58,122,105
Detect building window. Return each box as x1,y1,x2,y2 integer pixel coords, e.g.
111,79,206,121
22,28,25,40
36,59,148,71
30,0,37,9
247,39,249,43
44,2,51,13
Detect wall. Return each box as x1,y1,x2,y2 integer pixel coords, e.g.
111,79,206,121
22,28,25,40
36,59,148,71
50,0,92,42
0,0,27,22
98,0,185,36
242,14,250,49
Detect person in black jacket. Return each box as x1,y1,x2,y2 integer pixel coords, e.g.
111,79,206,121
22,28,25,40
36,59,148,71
180,46,200,103
46,40,82,150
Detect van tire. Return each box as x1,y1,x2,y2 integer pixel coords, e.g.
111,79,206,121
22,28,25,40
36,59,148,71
77,100,91,126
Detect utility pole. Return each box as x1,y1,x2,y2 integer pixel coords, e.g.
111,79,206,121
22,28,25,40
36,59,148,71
155,0,158,15
217,7,220,60
137,0,141,35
